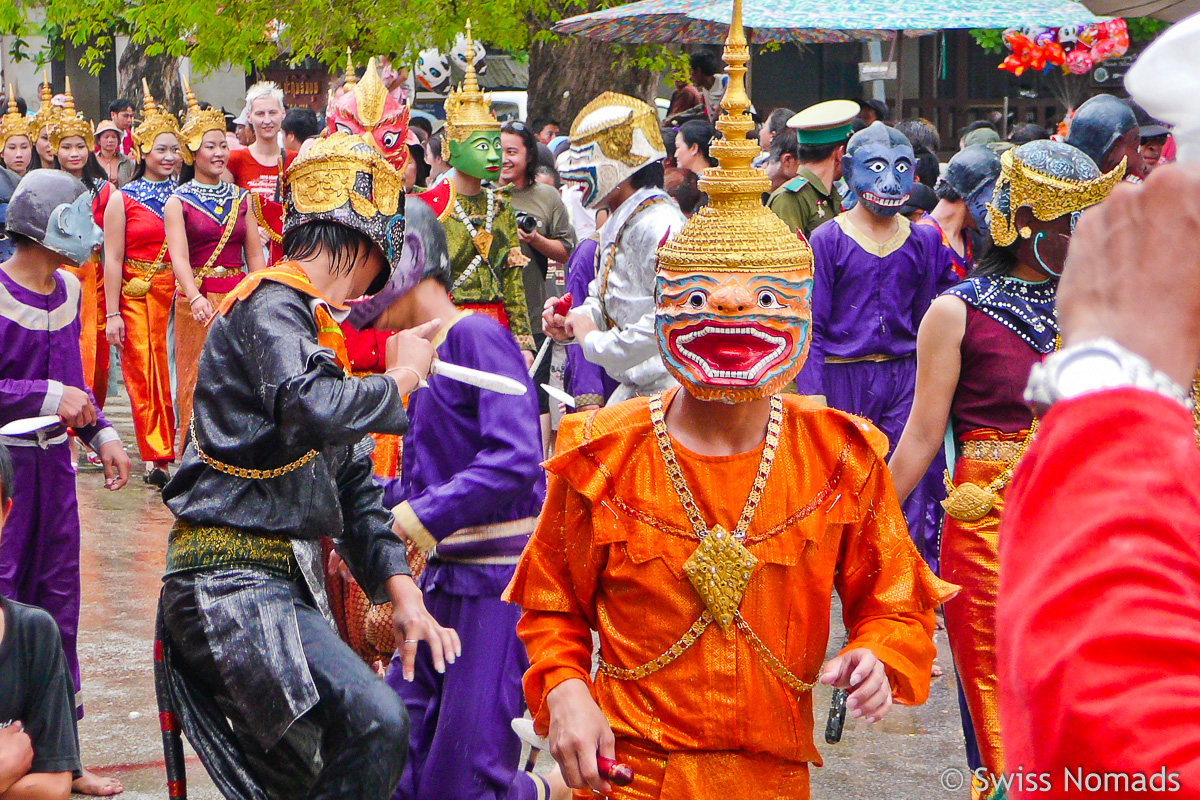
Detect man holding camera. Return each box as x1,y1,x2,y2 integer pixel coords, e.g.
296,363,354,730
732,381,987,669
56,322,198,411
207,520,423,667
500,120,576,432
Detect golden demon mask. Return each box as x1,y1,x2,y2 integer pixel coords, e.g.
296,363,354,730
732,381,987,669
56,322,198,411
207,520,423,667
655,0,814,403
327,51,412,171
179,75,228,155
443,21,500,144
284,132,406,283
987,139,1125,247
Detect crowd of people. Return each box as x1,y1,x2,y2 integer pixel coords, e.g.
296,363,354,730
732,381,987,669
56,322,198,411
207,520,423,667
1,4,1199,799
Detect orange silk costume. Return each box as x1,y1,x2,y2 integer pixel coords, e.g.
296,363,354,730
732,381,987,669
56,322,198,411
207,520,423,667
505,390,957,798
117,190,176,463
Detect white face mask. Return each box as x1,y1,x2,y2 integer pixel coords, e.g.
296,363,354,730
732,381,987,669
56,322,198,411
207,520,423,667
557,140,635,210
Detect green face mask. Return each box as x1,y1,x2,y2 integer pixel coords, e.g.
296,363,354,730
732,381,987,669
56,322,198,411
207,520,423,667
448,130,502,181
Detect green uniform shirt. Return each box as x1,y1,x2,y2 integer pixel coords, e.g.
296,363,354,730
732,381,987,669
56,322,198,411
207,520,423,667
766,166,843,241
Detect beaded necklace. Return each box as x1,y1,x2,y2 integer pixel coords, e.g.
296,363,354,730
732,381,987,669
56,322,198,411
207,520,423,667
450,186,496,291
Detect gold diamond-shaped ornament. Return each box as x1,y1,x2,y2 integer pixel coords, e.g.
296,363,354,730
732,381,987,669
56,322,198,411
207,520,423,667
683,525,758,630
473,230,494,258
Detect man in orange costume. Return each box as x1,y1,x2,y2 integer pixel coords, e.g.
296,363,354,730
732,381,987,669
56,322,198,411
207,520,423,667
504,5,957,797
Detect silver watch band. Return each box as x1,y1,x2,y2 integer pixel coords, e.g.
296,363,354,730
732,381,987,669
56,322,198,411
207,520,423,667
1025,337,1193,413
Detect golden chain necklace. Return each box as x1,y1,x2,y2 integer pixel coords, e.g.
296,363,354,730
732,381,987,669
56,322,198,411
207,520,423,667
648,392,783,541
648,392,782,631
189,416,317,479
599,393,815,694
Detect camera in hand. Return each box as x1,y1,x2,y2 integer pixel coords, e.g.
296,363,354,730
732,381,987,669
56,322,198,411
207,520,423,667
515,211,539,234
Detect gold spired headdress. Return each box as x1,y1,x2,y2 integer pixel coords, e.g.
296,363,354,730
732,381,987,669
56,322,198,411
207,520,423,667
49,77,94,150
656,0,812,274
987,141,1126,247
28,70,60,139
353,57,390,127
179,75,227,156
132,79,185,158
0,85,29,147
443,20,499,143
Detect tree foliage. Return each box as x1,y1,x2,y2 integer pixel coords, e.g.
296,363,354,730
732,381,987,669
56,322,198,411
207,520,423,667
2,0,537,76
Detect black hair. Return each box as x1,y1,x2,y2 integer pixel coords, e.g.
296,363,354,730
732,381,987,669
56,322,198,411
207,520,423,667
408,142,429,188
282,220,375,278
501,120,540,186
914,146,940,187
969,238,1019,279
424,136,443,162
535,164,560,189
14,97,26,116
688,50,721,78
895,119,941,155
630,160,665,190
666,169,703,216
530,117,558,135
109,98,134,115
798,140,845,165
282,107,321,144
934,181,960,202
769,128,799,163
0,442,12,506
410,116,433,138
958,120,998,141
678,119,717,167
1009,123,1051,146
407,197,453,290
54,150,109,191
764,107,795,140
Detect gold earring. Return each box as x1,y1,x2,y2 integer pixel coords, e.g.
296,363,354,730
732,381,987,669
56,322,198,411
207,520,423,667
1019,226,1032,239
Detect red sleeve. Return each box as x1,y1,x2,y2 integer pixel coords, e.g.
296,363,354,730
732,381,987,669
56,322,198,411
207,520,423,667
997,388,1200,797
340,322,393,374
226,149,246,186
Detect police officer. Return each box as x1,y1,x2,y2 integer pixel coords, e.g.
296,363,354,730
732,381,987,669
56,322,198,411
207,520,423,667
766,99,858,240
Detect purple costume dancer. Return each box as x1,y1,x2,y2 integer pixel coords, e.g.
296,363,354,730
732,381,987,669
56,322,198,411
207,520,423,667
0,172,119,711
561,235,617,408
796,122,957,570
348,199,548,800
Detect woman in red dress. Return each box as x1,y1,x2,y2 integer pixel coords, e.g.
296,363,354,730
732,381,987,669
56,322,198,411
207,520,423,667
223,81,295,265
165,80,266,453
103,88,185,488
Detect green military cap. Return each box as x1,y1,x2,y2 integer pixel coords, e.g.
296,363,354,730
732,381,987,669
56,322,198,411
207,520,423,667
787,100,859,146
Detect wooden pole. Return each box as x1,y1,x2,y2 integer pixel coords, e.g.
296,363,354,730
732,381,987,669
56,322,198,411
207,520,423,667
894,31,904,121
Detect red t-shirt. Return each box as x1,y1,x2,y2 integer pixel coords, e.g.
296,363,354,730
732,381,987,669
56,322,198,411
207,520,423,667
227,148,296,263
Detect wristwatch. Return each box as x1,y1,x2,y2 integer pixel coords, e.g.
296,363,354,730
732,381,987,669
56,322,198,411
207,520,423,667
1025,337,1193,413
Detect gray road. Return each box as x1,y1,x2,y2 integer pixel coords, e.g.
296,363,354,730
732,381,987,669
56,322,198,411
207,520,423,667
70,391,972,799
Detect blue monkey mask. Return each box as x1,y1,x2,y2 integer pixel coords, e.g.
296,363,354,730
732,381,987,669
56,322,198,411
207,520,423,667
842,121,914,218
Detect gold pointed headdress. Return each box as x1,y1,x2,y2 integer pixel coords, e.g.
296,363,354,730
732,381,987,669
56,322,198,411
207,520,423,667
986,139,1125,247
443,20,499,143
0,85,29,148
132,80,184,158
28,70,60,139
656,0,812,273
49,77,94,151
179,75,227,158
354,57,391,127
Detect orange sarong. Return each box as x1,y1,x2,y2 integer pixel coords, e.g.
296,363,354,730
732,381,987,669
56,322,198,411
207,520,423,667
62,257,110,408
119,270,176,462
173,290,231,455
941,430,1022,799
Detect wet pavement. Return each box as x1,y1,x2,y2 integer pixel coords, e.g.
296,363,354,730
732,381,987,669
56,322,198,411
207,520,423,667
71,389,971,799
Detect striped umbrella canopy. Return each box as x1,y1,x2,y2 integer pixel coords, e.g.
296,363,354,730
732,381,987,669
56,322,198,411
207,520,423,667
553,0,1106,43
1084,0,1197,22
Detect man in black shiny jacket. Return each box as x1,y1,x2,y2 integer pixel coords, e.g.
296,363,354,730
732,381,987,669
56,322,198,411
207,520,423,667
156,134,460,800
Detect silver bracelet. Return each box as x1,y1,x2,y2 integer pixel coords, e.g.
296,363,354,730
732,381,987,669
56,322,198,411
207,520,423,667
105,312,121,319
188,295,205,306
386,365,425,391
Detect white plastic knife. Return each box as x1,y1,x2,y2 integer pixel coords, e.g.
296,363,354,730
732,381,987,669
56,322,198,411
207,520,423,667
540,383,576,408
0,415,63,436
428,361,528,396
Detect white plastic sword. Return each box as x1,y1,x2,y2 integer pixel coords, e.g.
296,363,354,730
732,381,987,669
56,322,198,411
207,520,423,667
428,361,528,396
0,416,63,436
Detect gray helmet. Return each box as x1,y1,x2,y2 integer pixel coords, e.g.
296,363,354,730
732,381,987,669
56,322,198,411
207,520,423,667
344,196,450,329
5,170,103,265
941,145,1002,199
1066,94,1137,170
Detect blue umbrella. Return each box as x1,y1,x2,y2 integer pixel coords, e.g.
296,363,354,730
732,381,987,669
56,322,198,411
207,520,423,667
553,0,1106,43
